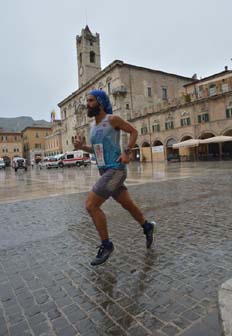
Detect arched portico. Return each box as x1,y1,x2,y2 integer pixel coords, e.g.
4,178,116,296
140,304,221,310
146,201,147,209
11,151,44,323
132,144,140,161
222,129,232,159
179,135,196,161
165,138,178,160
152,140,165,161
141,141,151,162
198,132,219,160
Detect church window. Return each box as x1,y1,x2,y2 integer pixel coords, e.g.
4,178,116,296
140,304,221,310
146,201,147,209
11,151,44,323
90,51,95,63
107,82,111,94
162,87,168,100
147,87,152,97
79,53,82,64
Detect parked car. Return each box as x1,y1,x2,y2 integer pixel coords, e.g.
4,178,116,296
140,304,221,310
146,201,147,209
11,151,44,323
42,156,59,169
58,150,90,168
12,157,27,172
0,158,6,169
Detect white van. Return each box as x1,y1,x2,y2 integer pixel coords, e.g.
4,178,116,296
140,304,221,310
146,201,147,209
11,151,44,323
58,151,90,168
12,157,27,172
0,158,6,169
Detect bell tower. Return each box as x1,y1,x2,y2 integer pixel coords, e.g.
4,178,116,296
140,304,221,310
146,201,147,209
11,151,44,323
76,26,101,88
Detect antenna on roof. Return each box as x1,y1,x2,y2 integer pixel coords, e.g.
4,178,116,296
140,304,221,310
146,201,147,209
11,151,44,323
85,9,88,25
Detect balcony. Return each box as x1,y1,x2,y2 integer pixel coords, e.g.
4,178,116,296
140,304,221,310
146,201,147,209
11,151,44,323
112,86,127,96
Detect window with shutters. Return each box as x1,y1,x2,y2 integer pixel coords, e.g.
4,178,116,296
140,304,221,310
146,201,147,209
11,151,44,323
162,87,168,100
198,113,209,123
165,121,174,130
180,118,191,126
209,84,215,96
226,108,232,118
141,127,148,135
152,124,160,132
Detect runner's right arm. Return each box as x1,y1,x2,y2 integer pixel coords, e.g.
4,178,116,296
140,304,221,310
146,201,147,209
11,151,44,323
74,136,94,153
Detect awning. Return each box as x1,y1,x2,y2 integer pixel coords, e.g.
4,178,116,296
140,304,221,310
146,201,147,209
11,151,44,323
172,139,200,148
172,136,232,148
199,135,232,144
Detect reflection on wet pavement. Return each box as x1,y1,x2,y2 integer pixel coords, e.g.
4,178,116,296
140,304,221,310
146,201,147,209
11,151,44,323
0,162,230,335
1,161,232,203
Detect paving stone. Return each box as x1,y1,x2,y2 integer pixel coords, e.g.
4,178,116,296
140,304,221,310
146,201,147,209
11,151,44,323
9,321,30,336
30,321,52,336
54,325,77,336
0,167,232,336
47,308,61,320
127,323,149,336
161,323,180,336
52,317,70,331
28,312,47,326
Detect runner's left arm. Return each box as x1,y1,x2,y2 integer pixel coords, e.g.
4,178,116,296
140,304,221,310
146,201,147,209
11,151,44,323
109,116,138,163
109,115,138,149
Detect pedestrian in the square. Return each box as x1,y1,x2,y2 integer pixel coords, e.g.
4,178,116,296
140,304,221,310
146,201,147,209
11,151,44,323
74,90,157,266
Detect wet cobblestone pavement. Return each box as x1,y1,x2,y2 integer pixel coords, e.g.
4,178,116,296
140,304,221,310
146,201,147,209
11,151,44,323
0,163,231,335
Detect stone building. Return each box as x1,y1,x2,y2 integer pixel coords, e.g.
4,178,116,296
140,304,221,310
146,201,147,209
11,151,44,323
58,26,232,162
134,67,232,162
0,130,23,166
44,120,63,157
22,125,52,163
58,26,193,154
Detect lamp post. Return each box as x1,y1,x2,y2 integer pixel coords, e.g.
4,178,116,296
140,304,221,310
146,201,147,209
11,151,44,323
147,113,154,173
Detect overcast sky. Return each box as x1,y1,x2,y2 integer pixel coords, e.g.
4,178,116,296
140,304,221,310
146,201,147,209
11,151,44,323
1,0,232,121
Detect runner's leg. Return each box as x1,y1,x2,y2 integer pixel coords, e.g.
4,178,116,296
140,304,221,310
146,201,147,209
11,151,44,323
114,189,145,225
85,191,108,241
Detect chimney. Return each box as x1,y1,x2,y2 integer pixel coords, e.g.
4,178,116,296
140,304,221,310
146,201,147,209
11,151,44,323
225,66,228,71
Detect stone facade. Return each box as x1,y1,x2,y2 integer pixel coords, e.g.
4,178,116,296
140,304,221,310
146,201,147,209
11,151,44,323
22,126,52,163
58,26,232,162
44,120,63,156
0,131,23,165
135,69,232,161
76,26,101,88
58,61,192,154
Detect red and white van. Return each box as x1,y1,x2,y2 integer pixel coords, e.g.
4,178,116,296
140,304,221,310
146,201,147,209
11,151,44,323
58,151,90,168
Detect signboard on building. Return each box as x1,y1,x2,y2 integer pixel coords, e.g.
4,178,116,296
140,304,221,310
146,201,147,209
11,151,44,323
152,145,164,153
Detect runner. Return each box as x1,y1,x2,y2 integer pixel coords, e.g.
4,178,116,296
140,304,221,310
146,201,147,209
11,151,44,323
74,90,157,266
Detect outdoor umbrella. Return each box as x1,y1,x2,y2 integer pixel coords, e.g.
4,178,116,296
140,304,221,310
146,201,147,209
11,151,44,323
172,139,200,148
199,135,232,144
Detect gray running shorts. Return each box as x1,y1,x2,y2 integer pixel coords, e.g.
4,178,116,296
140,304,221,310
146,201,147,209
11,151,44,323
92,168,127,199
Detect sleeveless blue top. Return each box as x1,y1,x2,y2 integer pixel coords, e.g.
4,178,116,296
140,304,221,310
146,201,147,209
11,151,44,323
90,115,125,170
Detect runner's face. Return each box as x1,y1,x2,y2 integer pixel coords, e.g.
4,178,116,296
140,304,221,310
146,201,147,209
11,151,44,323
87,95,97,108
86,95,101,117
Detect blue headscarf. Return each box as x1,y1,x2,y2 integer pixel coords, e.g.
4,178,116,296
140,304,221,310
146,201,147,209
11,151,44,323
89,89,113,114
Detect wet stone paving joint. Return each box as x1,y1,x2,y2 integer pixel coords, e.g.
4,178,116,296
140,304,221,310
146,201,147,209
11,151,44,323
0,167,231,335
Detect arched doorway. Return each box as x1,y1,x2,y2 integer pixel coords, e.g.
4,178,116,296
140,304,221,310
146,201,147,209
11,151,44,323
179,135,196,161
152,140,164,161
141,141,151,162
198,132,218,160
222,129,232,159
166,138,179,161
132,144,140,161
